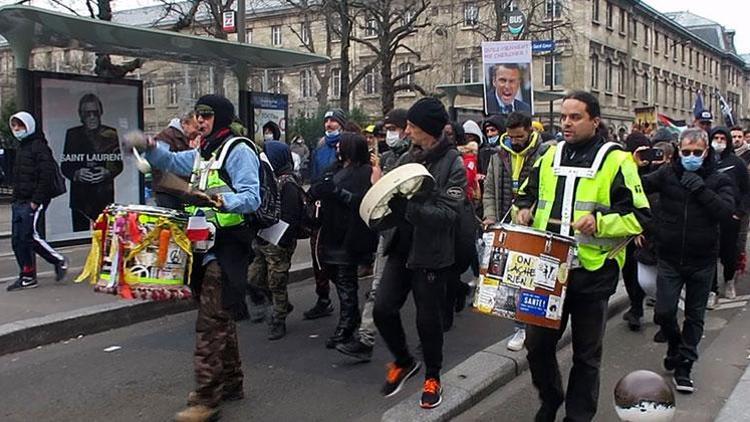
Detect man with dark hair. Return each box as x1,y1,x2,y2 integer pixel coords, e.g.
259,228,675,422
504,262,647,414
485,63,531,115
152,111,200,210
643,128,734,394
61,93,123,231
482,110,544,351
515,91,650,421
479,114,507,176
730,126,750,164
373,97,466,409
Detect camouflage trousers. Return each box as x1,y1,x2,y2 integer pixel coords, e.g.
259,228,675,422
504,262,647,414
193,261,243,408
247,239,297,320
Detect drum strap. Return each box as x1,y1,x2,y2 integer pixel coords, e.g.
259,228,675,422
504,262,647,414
551,142,618,236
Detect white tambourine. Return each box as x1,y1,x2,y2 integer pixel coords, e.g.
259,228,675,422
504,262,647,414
359,163,434,227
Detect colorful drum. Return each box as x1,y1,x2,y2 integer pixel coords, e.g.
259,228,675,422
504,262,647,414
472,223,577,329
77,204,193,301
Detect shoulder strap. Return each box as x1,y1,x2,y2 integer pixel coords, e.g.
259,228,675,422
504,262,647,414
211,136,259,169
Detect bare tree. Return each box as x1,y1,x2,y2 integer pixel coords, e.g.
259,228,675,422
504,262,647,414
350,0,432,114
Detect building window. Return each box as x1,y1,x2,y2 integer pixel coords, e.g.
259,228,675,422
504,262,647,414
331,67,341,98
271,25,282,46
364,13,378,37
689,48,693,67
643,74,649,100
463,58,479,83
544,54,562,86
673,42,678,61
618,64,626,94
681,45,686,64
403,9,415,26
644,26,650,49
300,23,310,45
364,66,379,95
545,0,561,19
619,8,626,34
605,59,613,92
300,69,313,98
145,82,155,106
270,72,283,94
246,29,252,43
399,62,414,92
672,83,677,107
592,0,600,22
605,2,613,28
168,81,178,105
632,19,638,43
696,53,700,71
591,55,599,89
330,20,341,42
464,2,479,27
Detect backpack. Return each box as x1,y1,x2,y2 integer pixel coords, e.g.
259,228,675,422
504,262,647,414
219,137,280,229
278,173,316,239
47,146,66,199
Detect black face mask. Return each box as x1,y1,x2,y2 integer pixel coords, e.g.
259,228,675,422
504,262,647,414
510,143,526,152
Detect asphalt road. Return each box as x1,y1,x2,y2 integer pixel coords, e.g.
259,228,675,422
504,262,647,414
0,274,516,422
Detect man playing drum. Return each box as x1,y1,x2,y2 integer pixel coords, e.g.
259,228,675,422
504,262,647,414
514,91,650,422
128,95,261,422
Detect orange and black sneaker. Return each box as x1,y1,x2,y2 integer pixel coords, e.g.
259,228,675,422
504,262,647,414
381,360,421,397
419,378,442,409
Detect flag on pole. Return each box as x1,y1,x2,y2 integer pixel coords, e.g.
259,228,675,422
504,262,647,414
716,91,735,127
693,89,705,120
657,113,687,137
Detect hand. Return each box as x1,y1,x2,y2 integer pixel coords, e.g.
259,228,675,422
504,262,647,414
482,216,497,228
634,234,646,248
122,130,154,152
186,190,217,207
211,194,225,210
633,146,650,167
388,195,408,217
370,152,380,167
572,213,597,236
516,208,532,226
87,167,109,184
477,174,487,182
680,171,705,193
74,168,94,183
30,202,39,211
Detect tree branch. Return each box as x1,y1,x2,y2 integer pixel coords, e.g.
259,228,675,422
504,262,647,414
393,83,427,95
392,64,431,83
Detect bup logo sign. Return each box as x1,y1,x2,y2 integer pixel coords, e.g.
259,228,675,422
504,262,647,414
507,9,526,36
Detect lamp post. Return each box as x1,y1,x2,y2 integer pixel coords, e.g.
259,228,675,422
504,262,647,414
548,0,555,133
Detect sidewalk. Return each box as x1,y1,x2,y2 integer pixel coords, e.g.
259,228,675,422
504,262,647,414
456,281,750,421
0,201,9,237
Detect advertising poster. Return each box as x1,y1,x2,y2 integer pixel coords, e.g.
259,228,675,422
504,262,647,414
247,91,288,144
33,72,143,241
481,40,534,116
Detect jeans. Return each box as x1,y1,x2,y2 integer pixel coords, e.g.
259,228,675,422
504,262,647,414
654,259,713,363
622,242,645,315
11,201,64,276
526,293,609,422
358,237,386,347
374,253,447,380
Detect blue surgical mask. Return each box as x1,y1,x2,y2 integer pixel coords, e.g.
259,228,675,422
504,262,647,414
12,129,28,140
325,129,340,138
488,135,500,145
681,155,704,172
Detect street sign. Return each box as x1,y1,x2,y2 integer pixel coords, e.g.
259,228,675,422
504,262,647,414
532,40,556,54
222,11,236,33
507,9,526,36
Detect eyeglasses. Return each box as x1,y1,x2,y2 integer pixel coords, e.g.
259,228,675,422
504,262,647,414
680,149,704,157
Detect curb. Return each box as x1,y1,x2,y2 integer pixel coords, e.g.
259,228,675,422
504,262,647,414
715,338,750,421
382,288,630,422
0,263,314,356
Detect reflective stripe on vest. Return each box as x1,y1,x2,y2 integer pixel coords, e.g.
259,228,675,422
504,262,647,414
533,142,632,271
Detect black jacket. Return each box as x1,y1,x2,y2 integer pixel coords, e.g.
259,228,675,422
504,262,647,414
380,137,468,270
312,163,378,265
12,131,56,204
642,148,735,268
710,126,750,216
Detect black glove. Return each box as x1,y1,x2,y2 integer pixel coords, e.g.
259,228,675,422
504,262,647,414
388,195,408,217
680,171,705,193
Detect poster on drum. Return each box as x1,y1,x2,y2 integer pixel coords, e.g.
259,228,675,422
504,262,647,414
32,72,143,242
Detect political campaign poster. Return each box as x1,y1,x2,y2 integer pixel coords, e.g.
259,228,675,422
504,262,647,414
32,72,143,242
482,40,534,116
247,91,288,144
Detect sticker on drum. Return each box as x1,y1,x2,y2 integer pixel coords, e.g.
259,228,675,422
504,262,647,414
557,262,569,285
475,275,499,314
504,251,537,290
491,285,518,318
546,295,562,320
518,291,548,317
534,254,560,291
480,232,496,268
486,248,507,279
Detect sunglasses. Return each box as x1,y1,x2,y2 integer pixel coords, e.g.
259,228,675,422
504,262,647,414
679,149,704,157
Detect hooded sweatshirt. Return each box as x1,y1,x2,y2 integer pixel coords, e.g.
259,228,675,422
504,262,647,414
10,112,57,204
710,126,750,216
264,140,304,247
462,120,484,145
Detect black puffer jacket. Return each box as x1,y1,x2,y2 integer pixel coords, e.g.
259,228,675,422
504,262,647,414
710,126,750,216
380,136,468,270
642,146,735,268
12,131,56,204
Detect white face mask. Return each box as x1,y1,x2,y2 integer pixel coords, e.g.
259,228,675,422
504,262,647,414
12,129,28,140
264,133,274,141
712,141,726,153
385,130,403,147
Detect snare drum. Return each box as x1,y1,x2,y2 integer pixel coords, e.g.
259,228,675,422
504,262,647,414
473,224,577,330
83,204,193,301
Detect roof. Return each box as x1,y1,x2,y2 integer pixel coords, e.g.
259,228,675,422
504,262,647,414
0,5,329,70
663,11,721,28
111,0,294,28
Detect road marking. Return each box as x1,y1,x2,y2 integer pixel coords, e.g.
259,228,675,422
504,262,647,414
714,301,748,311
0,266,83,284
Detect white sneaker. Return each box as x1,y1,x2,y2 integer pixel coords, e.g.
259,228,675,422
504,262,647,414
724,280,737,300
706,291,719,310
507,328,526,351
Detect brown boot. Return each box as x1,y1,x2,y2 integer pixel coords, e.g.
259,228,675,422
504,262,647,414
174,405,220,422
187,390,244,406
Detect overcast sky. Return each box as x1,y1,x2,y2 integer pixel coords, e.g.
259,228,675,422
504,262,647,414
2,0,748,54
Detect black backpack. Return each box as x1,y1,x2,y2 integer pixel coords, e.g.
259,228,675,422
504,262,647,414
278,173,316,239
47,145,66,199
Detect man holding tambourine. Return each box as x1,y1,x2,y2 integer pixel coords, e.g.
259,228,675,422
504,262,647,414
514,91,651,422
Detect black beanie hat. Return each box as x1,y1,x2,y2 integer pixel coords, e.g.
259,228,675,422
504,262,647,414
195,94,234,136
624,132,650,153
406,97,448,139
384,108,408,130
323,109,347,127
651,128,675,143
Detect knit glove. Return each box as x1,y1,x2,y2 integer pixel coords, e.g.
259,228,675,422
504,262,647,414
680,171,705,193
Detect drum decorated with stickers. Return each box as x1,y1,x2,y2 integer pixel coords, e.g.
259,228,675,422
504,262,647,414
76,204,193,301
472,224,577,329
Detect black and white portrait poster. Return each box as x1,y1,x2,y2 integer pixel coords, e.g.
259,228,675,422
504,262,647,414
34,72,143,241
